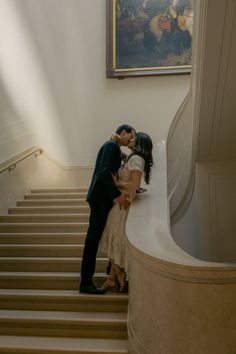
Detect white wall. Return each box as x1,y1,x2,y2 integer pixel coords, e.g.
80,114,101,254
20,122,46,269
0,0,190,166
0,151,92,214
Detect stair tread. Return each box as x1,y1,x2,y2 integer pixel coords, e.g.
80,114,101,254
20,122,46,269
0,232,86,236
0,309,127,321
0,289,128,299
0,222,88,225
0,214,89,221
18,199,87,201
0,244,85,248
24,193,87,198
2,214,89,216
10,206,89,208
0,271,105,276
9,206,89,212
0,257,107,261
31,187,88,191
0,335,128,352
25,193,87,195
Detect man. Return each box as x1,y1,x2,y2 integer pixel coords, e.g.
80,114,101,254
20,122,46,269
80,124,136,294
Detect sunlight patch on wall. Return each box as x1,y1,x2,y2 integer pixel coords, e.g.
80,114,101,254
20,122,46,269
0,0,69,160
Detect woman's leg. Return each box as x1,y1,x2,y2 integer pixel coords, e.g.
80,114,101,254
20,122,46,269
113,263,126,292
100,260,118,291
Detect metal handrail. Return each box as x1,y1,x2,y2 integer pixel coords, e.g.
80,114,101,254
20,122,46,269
0,146,44,174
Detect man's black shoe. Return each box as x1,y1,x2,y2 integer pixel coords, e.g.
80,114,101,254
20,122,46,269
79,284,105,294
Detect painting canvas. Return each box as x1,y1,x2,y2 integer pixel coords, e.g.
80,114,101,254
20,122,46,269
106,0,193,78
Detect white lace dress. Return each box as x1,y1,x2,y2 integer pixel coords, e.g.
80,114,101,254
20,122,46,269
99,155,145,270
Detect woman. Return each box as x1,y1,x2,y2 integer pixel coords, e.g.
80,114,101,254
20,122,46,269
99,132,153,292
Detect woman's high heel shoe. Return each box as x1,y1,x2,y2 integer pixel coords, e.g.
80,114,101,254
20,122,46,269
113,265,127,292
100,277,118,292
118,276,127,293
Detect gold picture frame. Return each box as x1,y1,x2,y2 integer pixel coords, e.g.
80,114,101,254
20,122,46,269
106,0,193,78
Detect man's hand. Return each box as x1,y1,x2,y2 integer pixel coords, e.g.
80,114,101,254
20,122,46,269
112,173,118,185
116,193,131,210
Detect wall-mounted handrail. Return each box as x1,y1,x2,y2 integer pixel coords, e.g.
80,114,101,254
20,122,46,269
0,146,44,174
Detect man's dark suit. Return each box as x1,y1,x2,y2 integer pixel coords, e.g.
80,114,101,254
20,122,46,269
80,139,122,286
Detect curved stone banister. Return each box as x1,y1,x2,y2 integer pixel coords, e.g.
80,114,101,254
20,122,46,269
166,0,208,225
126,142,236,354
167,93,195,224
127,142,235,268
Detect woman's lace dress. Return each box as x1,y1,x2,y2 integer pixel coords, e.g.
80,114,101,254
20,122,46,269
99,155,144,270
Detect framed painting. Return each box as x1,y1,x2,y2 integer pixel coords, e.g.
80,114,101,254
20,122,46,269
106,0,193,78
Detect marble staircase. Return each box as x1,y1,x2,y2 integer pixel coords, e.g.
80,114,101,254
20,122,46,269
0,187,128,353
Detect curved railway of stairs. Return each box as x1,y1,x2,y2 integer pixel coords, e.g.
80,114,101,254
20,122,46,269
0,187,128,354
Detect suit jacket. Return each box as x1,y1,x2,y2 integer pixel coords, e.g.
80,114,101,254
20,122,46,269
86,139,122,208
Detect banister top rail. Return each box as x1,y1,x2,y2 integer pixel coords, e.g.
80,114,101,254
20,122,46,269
0,146,43,174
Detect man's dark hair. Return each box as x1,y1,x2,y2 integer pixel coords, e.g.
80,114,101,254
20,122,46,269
116,124,135,135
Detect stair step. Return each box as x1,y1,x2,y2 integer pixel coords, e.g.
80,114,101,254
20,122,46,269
0,257,107,272
0,244,105,257
0,272,106,289
24,193,87,200
0,186,128,351
9,206,90,214
0,233,86,244
0,214,89,223
0,310,127,339
0,335,128,353
0,223,88,233
0,289,128,312
17,199,88,206
31,187,88,193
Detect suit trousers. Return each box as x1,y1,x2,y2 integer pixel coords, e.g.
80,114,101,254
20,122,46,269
80,201,112,286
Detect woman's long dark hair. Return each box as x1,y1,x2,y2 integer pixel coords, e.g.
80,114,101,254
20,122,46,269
129,132,153,184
